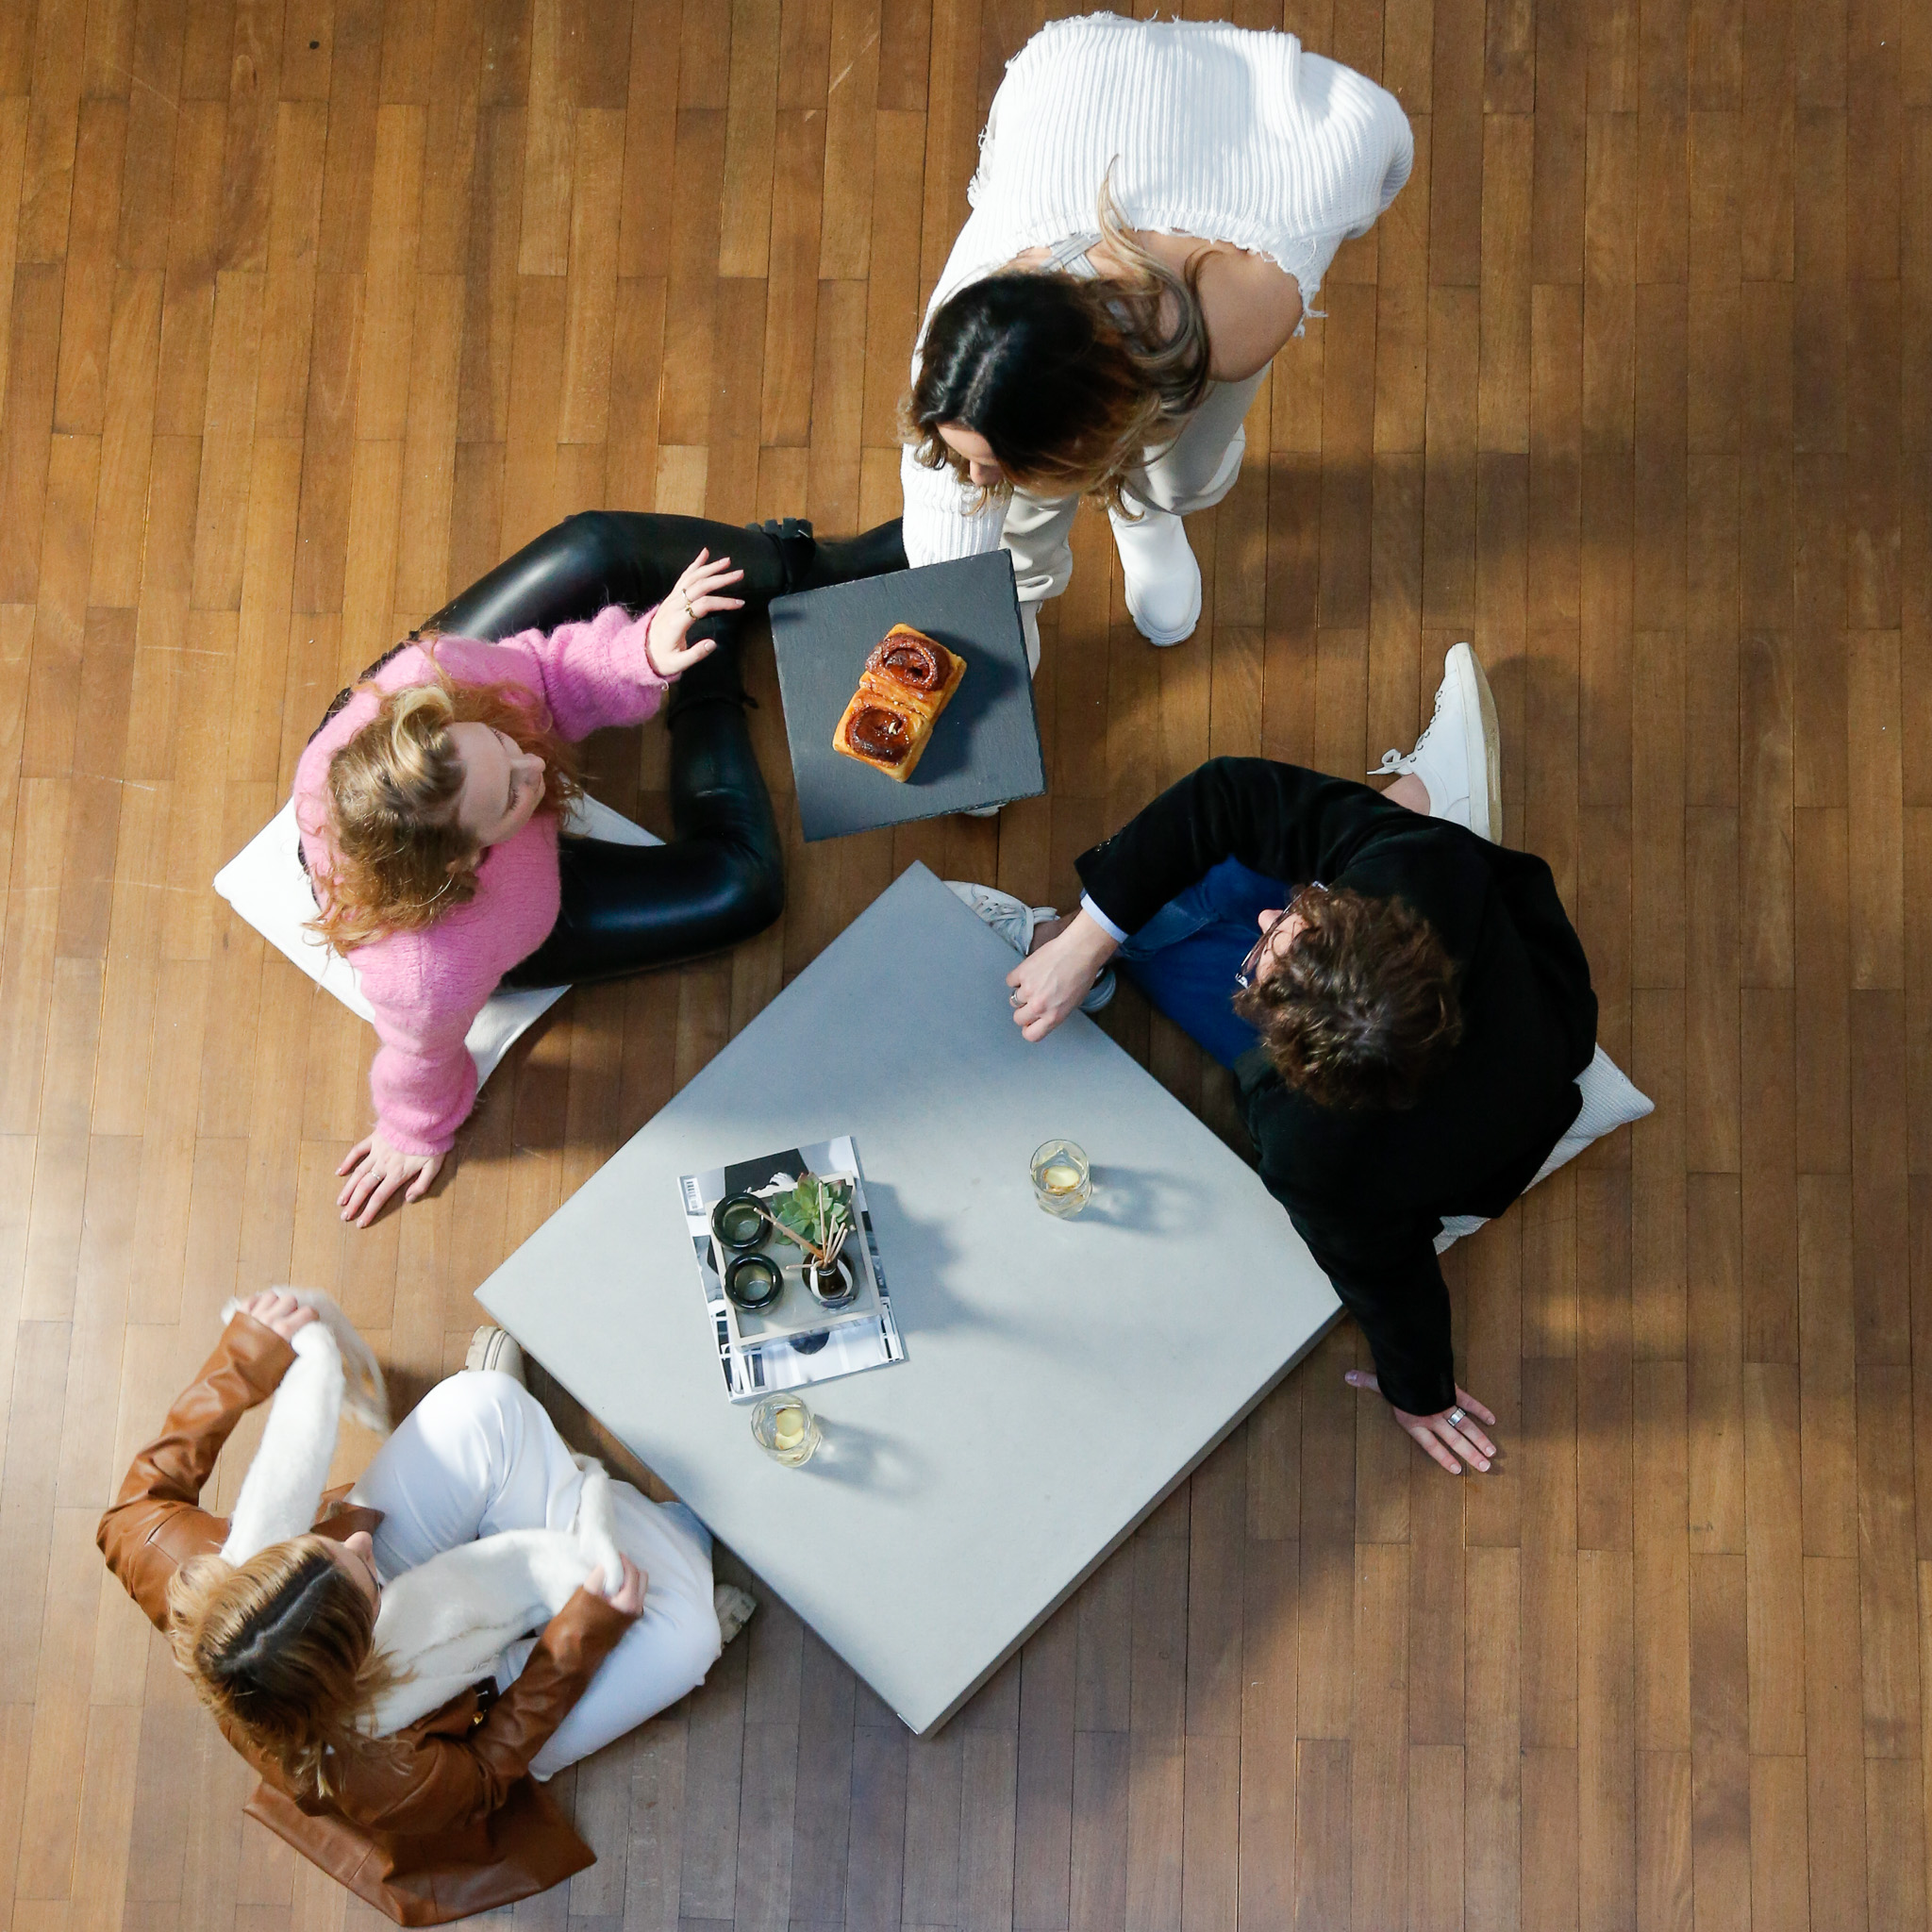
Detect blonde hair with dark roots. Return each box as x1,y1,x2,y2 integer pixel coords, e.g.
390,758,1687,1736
168,1537,399,1797
904,178,1213,514
1232,889,1464,1111
307,642,582,954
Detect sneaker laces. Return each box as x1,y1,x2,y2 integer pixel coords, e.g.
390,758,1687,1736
946,881,1055,954
1368,674,1455,777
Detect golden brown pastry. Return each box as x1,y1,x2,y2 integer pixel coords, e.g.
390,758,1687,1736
833,625,967,780
858,626,966,724
834,694,924,780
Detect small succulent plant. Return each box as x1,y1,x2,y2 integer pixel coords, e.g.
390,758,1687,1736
768,1174,852,1260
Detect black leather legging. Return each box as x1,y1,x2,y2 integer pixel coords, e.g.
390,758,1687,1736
410,511,904,990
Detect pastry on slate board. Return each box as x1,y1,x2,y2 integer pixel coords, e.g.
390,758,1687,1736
833,625,967,781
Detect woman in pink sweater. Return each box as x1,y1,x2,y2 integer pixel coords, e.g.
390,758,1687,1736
297,512,905,1224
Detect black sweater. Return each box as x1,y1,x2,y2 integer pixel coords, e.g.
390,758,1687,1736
1076,758,1598,1415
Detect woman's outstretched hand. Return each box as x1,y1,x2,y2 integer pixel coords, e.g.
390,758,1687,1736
1345,1369,1499,1475
584,1556,647,1617
338,1127,445,1226
1006,909,1119,1041
645,548,746,677
241,1290,319,1343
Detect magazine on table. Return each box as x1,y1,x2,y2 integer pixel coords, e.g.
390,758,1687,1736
677,1133,907,1401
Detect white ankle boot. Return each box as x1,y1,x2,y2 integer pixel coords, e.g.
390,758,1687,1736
1108,504,1201,646
714,1584,758,1645
465,1324,525,1384
1369,643,1502,841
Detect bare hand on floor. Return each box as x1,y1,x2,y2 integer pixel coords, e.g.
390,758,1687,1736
1345,1369,1498,1474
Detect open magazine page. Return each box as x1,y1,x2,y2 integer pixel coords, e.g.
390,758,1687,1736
679,1134,907,1401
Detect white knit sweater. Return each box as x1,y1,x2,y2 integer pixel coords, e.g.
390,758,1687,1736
901,13,1414,569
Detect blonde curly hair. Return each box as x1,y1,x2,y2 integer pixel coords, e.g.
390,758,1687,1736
306,648,581,954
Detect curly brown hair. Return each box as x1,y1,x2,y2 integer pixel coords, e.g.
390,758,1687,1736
1231,888,1463,1110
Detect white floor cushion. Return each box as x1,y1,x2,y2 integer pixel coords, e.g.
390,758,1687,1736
1434,1045,1655,1254
212,794,661,1091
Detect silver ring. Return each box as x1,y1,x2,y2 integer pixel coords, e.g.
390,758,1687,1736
1009,991,1022,1006
1446,1407,1465,1427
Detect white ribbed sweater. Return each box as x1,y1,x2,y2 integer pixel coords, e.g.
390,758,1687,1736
901,13,1414,569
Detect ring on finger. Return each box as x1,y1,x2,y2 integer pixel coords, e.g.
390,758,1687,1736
1446,1406,1466,1427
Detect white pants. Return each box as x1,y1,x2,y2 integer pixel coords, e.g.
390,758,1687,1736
1001,368,1267,608
349,1372,721,1777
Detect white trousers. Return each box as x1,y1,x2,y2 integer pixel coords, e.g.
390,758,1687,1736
1001,368,1267,608
349,1372,721,1777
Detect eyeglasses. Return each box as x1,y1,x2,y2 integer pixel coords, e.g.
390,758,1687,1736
1234,883,1324,991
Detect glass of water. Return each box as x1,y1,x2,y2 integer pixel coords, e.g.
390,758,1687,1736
1030,1139,1091,1217
750,1392,821,1466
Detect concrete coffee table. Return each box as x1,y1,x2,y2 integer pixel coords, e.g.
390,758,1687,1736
477,864,1341,1733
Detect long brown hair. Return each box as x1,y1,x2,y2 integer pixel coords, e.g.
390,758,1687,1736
1232,889,1463,1110
168,1538,399,1796
904,180,1213,513
306,643,582,954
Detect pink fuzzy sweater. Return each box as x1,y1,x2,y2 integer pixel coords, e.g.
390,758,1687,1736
293,607,669,1156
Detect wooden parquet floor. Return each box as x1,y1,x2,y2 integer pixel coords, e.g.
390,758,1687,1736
0,0,1925,1923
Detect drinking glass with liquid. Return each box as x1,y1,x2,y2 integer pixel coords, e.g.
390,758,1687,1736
1030,1139,1091,1217
750,1391,821,1466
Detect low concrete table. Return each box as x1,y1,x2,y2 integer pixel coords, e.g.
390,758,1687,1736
478,865,1341,1733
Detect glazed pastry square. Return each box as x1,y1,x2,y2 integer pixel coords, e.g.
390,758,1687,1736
857,625,967,725
833,625,967,781
833,691,928,781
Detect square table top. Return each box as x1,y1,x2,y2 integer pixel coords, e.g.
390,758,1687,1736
768,552,1045,840
477,864,1341,1734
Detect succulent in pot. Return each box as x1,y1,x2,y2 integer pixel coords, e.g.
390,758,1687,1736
767,1173,853,1264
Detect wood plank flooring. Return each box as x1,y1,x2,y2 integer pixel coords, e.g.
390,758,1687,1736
0,0,1925,1923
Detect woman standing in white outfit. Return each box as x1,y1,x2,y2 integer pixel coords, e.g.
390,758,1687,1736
901,14,1413,664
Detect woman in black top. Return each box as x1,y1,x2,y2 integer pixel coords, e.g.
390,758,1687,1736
1002,653,1600,1473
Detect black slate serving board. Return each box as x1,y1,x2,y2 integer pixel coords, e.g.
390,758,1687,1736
768,551,1045,841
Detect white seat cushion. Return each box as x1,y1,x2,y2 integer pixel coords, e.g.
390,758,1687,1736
212,794,661,1092
1434,1045,1654,1253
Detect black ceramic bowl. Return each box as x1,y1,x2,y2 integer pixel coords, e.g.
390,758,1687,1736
711,1192,767,1253
724,1251,783,1311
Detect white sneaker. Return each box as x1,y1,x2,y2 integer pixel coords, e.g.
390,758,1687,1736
944,881,1116,1013
1369,642,1501,841
465,1324,525,1384
714,1583,758,1645
1108,504,1201,646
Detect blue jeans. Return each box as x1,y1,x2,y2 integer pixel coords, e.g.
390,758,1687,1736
1116,858,1294,1070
